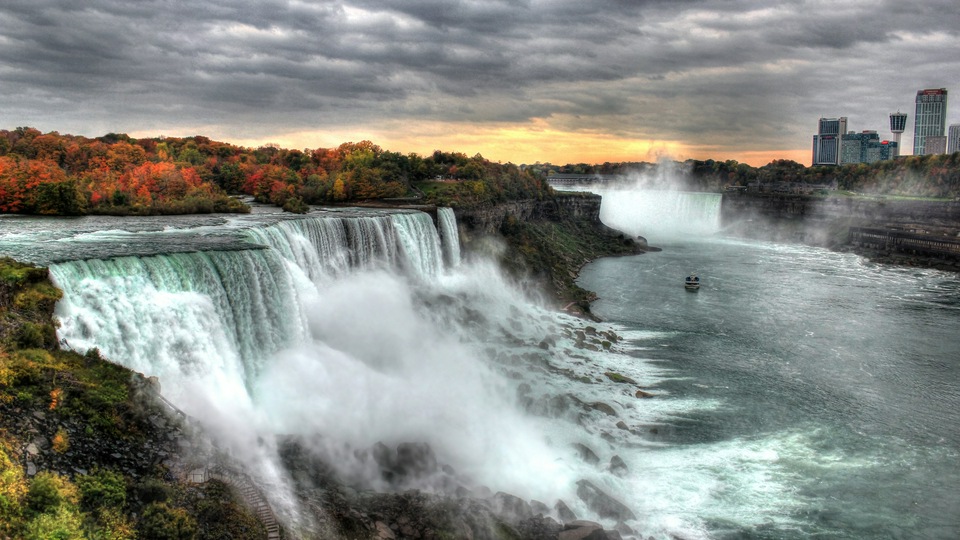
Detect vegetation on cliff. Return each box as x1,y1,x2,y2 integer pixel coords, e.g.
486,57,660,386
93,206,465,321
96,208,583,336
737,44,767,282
0,257,263,539
456,195,642,315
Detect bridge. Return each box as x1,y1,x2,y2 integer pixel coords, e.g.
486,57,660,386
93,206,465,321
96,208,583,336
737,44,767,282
546,174,624,187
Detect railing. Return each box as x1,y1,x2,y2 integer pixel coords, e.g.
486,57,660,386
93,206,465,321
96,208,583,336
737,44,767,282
848,227,960,259
189,464,281,540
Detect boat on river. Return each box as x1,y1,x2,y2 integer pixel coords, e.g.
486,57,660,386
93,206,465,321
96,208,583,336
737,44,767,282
684,274,700,291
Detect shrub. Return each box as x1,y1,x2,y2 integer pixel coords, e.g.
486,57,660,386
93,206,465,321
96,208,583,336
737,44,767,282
77,469,126,512
25,471,78,517
135,477,171,506
138,502,197,540
51,428,69,454
22,505,84,540
0,444,28,536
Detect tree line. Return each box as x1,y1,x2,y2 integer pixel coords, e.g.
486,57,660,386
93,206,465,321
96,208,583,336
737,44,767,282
531,153,960,198
0,128,552,216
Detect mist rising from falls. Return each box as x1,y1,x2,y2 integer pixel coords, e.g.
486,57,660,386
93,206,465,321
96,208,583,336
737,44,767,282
555,164,723,242
48,208,584,516
599,190,722,240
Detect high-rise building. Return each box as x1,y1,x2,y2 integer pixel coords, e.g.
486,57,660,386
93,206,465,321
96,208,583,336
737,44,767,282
925,136,947,155
812,117,847,165
948,124,960,154
914,88,948,155
889,112,907,157
841,131,898,164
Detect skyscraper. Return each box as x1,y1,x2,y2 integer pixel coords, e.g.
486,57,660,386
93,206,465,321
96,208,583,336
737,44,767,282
812,117,847,165
914,88,948,155
948,124,960,154
889,112,907,157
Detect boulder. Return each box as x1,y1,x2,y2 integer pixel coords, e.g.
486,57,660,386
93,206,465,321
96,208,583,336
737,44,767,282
588,402,617,416
609,455,629,478
491,491,533,522
559,520,608,540
575,480,637,521
395,442,438,478
573,443,600,465
555,499,578,523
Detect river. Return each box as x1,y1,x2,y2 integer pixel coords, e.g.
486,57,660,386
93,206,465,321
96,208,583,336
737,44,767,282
575,187,960,539
1,195,958,539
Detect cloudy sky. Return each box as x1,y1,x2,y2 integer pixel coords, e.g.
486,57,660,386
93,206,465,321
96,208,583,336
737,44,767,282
2,0,959,166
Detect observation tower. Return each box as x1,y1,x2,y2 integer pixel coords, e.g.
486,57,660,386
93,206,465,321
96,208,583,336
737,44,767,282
889,111,907,157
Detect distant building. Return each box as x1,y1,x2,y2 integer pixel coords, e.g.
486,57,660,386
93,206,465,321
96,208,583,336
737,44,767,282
889,112,907,157
914,88,948,155
948,124,960,154
812,117,847,165
841,131,898,164
925,136,947,155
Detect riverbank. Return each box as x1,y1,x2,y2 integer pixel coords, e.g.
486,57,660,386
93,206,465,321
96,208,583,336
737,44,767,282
720,191,960,272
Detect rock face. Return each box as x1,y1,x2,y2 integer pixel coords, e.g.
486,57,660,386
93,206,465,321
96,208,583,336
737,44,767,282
454,193,643,314
456,193,604,235
720,192,960,265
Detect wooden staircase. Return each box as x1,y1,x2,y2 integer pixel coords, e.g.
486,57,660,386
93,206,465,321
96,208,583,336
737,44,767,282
201,465,282,540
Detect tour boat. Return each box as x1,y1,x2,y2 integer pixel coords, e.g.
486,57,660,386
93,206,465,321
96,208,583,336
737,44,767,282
684,274,700,291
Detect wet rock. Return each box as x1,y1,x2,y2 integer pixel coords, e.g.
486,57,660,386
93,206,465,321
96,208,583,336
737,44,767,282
575,480,637,521
530,499,550,515
587,402,617,416
491,491,533,521
614,521,635,537
605,372,637,385
609,455,628,478
559,520,608,540
615,421,629,430
375,520,396,539
635,389,655,398
515,515,563,539
555,500,578,523
572,443,600,465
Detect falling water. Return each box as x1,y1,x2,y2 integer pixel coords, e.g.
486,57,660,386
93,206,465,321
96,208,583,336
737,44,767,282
40,208,648,534
437,207,462,268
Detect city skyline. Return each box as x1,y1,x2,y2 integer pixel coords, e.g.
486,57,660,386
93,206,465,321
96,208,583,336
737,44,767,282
1,1,959,167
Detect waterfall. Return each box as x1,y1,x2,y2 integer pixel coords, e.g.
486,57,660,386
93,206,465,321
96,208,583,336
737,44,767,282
49,210,449,403
437,207,462,268
593,188,722,240
389,211,444,278
44,207,661,531
50,249,307,394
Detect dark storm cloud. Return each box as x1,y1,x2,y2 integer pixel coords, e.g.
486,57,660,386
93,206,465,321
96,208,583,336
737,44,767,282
1,0,958,158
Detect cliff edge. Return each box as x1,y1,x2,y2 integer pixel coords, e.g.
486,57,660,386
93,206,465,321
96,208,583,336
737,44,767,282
455,192,645,316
